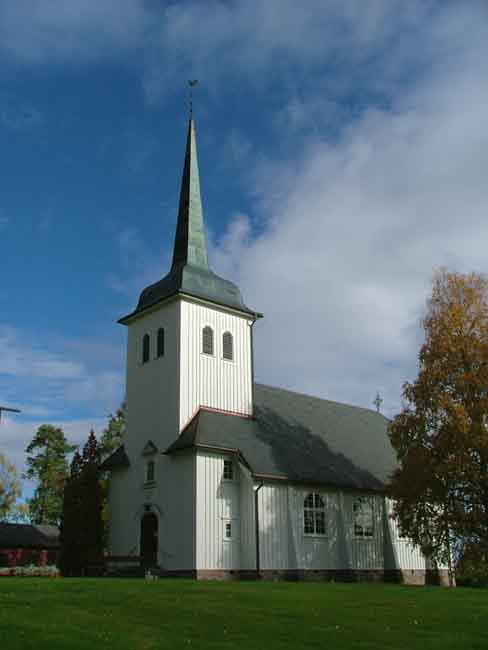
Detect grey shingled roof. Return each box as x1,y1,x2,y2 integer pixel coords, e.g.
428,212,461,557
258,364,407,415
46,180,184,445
0,523,59,549
165,383,396,491
100,444,130,470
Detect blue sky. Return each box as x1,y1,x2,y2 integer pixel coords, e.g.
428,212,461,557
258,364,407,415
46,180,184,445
1,1,488,489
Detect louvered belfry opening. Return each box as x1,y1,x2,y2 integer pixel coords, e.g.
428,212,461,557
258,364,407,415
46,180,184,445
222,331,233,361
157,327,165,357
202,326,214,355
142,333,150,364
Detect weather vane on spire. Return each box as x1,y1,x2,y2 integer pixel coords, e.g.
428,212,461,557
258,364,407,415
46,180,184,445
188,79,199,116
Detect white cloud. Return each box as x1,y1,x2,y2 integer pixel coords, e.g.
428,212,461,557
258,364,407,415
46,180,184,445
0,0,151,64
0,326,83,379
208,6,488,417
0,326,124,473
106,226,170,309
3,0,488,427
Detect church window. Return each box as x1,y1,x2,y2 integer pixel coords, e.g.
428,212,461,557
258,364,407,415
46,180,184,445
223,459,233,480
303,493,326,536
202,326,214,355
146,460,155,483
157,328,165,358
142,334,150,364
224,522,232,540
222,331,233,361
353,497,374,538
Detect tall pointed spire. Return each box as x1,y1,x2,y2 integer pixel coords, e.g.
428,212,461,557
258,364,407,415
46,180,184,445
171,118,209,271
119,115,262,324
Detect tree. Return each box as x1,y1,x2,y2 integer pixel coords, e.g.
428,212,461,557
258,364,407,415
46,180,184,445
0,453,21,521
59,431,104,576
25,425,76,525
100,400,126,459
388,269,488,586
99,401,126,544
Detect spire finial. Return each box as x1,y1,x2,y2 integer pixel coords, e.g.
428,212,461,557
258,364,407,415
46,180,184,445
188,79,199,117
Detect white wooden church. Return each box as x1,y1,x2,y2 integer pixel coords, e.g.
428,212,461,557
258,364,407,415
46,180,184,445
102,117,448,585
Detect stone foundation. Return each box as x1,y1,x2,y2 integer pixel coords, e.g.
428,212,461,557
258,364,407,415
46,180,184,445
190,568,454,586
105,563,454,586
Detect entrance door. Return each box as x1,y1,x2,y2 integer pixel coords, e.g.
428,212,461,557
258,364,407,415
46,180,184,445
140,513,158,567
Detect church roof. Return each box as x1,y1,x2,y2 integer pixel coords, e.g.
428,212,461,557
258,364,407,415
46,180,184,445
119,119,260,324
100,444,130,470
165,384,396,491
0,523,59,549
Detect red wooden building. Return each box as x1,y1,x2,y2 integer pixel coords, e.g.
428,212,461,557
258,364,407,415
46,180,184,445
0,523,59,567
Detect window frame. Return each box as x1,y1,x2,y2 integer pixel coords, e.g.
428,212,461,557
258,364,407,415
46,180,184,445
202,325,214,356
223,521,233,541
303,492,327,537
145,459,155,484
157,327,165,358
222,331,234,362
223,459,234,481
352,496,375,540
142,333,150,364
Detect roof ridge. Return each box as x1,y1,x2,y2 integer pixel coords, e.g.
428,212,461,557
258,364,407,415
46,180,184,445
255,382,389,419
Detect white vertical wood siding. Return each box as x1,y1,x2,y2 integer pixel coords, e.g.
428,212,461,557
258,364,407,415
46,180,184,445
125,300,180,454
196,452,241,570
109,300,196,570
179,299,253,430
239,464,256,570
160,454,196,570
384,499,426,570
257,484,388,570
193,463,429,573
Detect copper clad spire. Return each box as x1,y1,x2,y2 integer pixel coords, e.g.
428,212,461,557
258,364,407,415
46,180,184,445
171,118,209,271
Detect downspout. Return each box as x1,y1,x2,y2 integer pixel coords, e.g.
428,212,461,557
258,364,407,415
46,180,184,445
254,481,264,578
249,319,256,417
249,312,262,419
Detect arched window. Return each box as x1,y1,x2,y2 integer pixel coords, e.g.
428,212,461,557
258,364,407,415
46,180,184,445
157,328,165,358
222,331,233,361
353,497,374,538
146,460,155,483
202,326,214,355
142,334,150,364
303,492,326,535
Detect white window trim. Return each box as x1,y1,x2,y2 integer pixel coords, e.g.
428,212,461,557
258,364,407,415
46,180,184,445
156,327,165,359
221,516,239,542
352,496,375,540
222,459,234,482
302,492,328,538
201,324,215,357
144,459,156,486
223,520,233,541
222,331,234,363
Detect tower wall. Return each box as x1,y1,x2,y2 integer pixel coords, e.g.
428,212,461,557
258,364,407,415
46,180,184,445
125,299,180,455
179,298,254,429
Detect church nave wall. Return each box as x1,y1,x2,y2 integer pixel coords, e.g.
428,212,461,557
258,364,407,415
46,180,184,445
196,451,241,571
257,485,388,572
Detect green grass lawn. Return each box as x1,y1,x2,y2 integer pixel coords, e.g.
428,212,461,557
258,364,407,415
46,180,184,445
0,579,487,650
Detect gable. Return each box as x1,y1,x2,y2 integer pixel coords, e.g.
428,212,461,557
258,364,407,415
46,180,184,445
142,440,158,456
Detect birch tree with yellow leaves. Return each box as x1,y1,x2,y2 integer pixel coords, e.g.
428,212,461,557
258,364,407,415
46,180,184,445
388,269,488,586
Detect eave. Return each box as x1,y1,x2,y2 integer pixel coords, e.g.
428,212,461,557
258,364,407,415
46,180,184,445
118,290,262,326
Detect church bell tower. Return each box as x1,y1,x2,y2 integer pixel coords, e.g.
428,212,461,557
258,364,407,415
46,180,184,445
118,117,262,455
